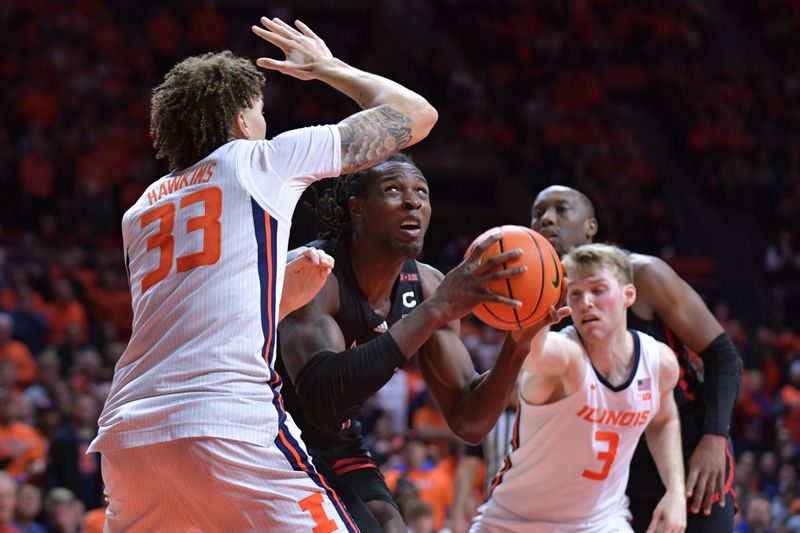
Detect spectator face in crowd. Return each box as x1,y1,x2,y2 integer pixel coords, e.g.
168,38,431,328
404,437,429,471
744,495,773,533
16,483,43,526
70,394,98,429
0,314,13,344
0,472,16,526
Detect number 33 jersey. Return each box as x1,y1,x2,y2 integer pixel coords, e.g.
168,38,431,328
90,126,341,453
475,327,662,532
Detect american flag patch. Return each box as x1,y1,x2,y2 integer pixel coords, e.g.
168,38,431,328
637,378,651,391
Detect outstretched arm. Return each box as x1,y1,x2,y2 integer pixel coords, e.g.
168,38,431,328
644,343,686,533
633,254,741,513
251,18,437,173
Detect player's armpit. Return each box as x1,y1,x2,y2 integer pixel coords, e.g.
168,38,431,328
338,106,412,174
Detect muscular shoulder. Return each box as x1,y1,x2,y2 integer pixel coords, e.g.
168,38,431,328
287,272,341,324
630,253,677,287
656,341,680,391
416,261,444,299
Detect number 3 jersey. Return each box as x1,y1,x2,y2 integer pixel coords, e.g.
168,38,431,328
90,126,341,453
475,326,662,532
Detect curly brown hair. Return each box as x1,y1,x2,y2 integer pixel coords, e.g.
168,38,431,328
150,51,265,171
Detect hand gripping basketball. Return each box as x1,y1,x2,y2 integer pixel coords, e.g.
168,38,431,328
426,231,528,324
465,225,565,331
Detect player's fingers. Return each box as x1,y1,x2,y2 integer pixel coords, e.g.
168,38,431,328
717,471,726,508
252,26,292,53
690,472,710,513
475,249,523,274
255,57,291,74
478,266,526,284
264,17,300,38
294,19,320,40
465,232,502,263
318,251,335,269
480,291,522,308
685,466,700,498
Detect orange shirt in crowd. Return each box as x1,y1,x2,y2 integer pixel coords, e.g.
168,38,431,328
781,385,800,442
80,507,105,533
0,340,37,388
44,301,88,345
385,462,454,531
0,422,46,478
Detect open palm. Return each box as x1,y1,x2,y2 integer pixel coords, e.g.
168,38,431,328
251,17,334,80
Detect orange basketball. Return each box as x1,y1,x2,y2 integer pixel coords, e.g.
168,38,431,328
465,225,564,331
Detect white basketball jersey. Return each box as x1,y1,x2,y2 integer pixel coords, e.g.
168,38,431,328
90,126,341,452
473,327,662,533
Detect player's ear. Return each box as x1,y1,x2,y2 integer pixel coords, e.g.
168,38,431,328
623,283,636,308
348,197,364,223
230,111,250,140
585,217,598,240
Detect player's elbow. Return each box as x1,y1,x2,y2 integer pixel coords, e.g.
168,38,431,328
448,419,485,447
407,101,438,146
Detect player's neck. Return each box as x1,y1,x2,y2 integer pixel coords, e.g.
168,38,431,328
347,240,406,303
584,329,633,387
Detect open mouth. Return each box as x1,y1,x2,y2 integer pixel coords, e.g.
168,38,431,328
581,316,600,324
399,218,421,231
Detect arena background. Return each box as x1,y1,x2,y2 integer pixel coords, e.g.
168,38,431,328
1,1,799,531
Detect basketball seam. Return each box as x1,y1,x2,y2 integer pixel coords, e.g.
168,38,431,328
480,236,523,328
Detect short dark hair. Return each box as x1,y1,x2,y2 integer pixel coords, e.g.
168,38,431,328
150,51,265,171
310,152,416,241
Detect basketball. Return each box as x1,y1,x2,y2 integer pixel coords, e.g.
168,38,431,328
465,225,564,331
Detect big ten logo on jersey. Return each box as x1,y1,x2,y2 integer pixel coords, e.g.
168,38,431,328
399,273,418,282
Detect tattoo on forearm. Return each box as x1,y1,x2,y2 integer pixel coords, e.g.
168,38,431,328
339,105,412,173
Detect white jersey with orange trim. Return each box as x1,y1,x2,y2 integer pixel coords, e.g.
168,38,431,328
472,327,662,533
90,126,341,453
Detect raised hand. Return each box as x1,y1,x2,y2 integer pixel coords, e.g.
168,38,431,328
428,232,527,322
279,247,335,321
251,18,334,80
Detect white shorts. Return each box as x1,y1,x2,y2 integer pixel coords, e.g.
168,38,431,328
99,430,357,532
470,508,633,533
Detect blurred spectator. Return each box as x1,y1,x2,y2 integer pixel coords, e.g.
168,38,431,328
403,499,435,533
736,493,776,533
0,472,21,533
0,315,36,390
43,280,87,347
0,391,45,483
44,395,101,511
384,435,453,531
775,360,800,443
8,289,47,357
42,488,82,533
14,484,45,533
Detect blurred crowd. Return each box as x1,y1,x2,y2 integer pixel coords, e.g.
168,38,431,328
1,0,799,532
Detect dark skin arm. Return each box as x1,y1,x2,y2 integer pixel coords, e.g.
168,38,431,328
416,264,560,445
630,253,732,515
278,233,526,408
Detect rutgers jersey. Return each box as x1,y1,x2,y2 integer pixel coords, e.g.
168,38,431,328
90,126,341,453
473,327,662,533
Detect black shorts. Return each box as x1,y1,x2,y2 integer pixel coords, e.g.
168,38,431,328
627,435,735,533
310,446,396,533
